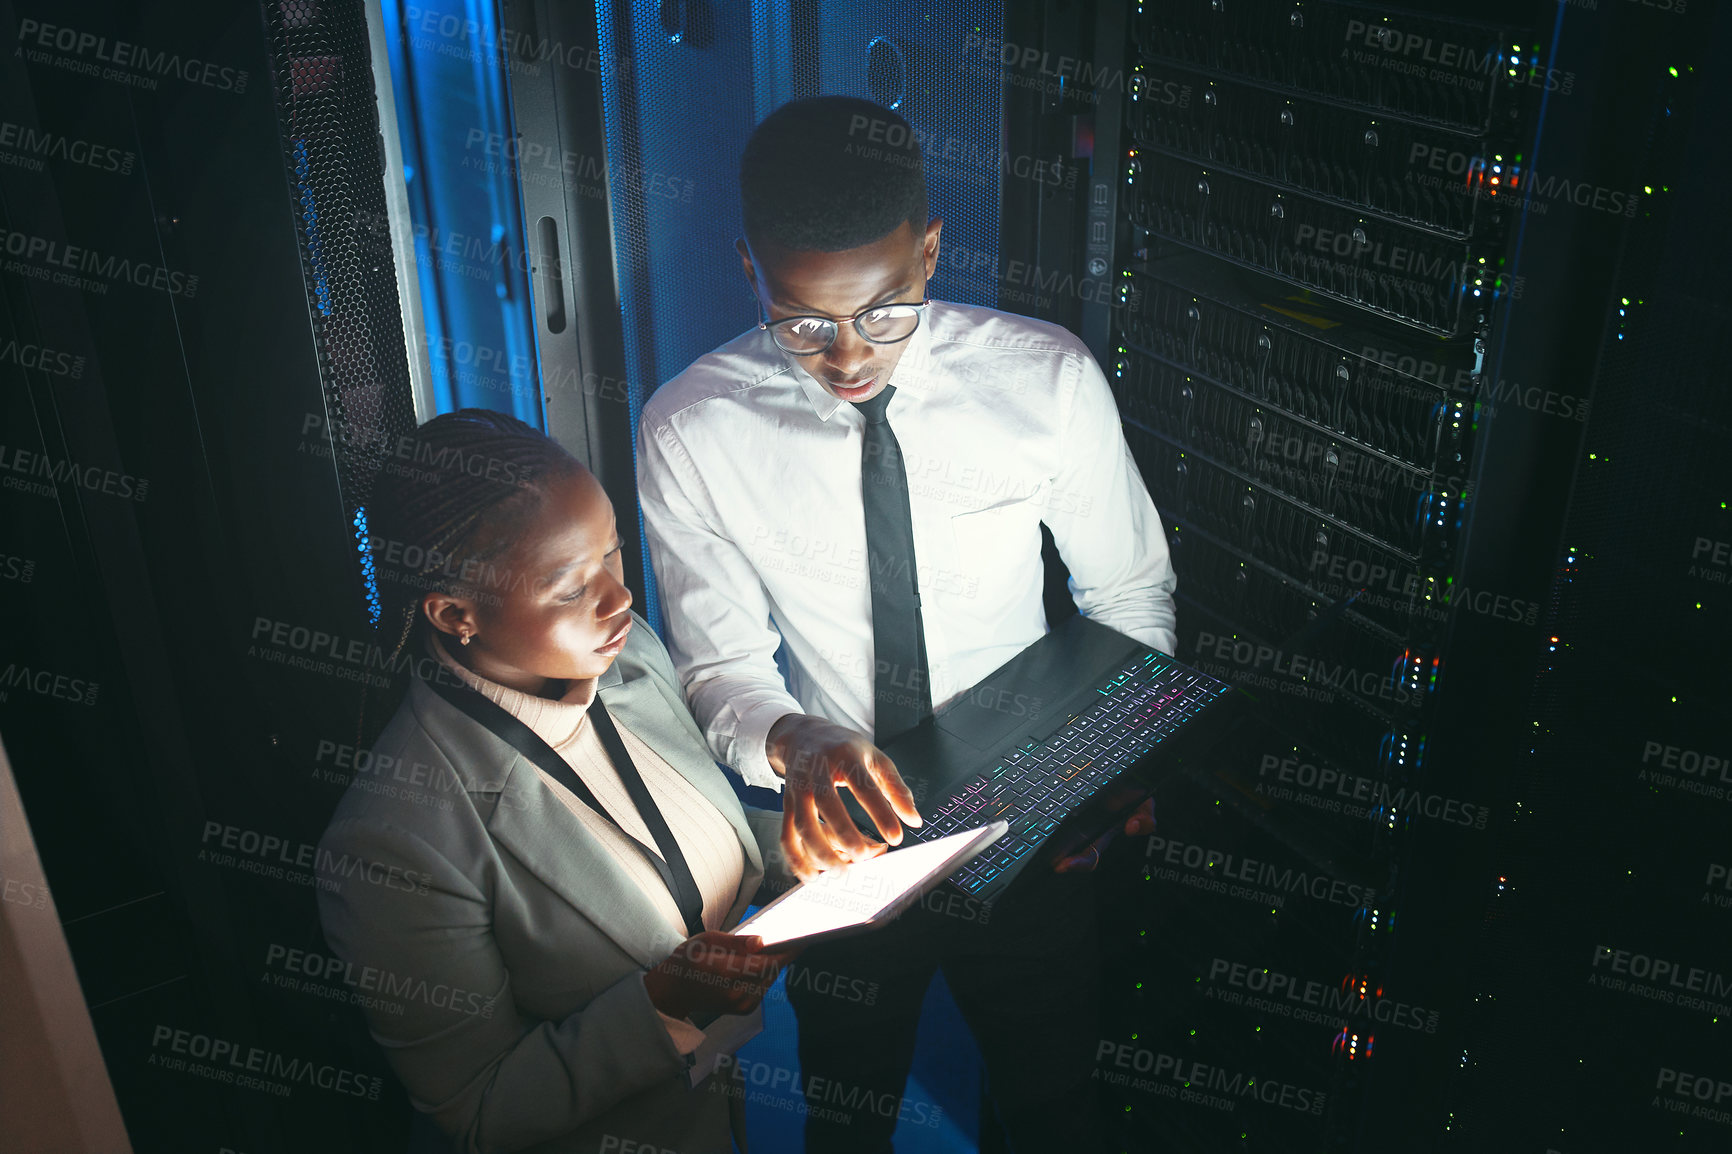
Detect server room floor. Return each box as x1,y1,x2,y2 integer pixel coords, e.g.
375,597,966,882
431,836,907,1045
738,970,981,1153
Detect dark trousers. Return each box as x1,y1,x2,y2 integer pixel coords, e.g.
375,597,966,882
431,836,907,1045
785,865,1101,1153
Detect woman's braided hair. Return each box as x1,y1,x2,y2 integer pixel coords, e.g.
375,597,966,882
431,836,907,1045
357,407,583,744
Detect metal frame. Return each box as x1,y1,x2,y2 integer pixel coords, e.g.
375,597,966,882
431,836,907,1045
363,0,436,421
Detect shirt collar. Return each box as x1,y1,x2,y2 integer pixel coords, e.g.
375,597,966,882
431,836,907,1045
779,303,939,422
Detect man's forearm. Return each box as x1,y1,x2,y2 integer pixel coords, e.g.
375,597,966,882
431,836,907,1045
1077,587,1178,655
687,679,806,791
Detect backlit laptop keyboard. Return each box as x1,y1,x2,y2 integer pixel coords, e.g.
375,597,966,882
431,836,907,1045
931,653,1231,895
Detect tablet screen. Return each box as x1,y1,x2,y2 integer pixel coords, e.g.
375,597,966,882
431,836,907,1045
739,825,1003,946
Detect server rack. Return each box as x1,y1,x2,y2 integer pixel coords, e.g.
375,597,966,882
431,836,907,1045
1,0,423,1149
991,1,1714,1150
1101,8,1533,1145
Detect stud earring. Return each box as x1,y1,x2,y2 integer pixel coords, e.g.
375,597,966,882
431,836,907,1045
459,629,472,646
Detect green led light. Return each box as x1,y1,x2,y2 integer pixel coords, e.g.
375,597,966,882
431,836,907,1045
1669,66,1679,77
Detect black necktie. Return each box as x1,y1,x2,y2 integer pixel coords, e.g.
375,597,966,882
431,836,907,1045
853,385,932,744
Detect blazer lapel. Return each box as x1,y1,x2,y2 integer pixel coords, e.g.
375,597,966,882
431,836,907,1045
409,629,768,964
595,663,765,883
409,677,685,967
483,754,686,968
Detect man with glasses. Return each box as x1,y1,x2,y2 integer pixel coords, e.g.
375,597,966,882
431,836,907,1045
637,95,1176,1152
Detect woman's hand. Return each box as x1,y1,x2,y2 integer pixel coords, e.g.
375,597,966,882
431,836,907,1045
643,932,801,1020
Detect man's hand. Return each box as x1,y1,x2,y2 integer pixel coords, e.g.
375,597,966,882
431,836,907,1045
767,714,923,883
644,932,799,1020
1052,793,1155,874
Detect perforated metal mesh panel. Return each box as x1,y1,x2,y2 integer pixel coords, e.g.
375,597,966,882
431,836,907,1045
798,1,1005,307
598,0,1007,376
591,3,765,632
263,0,420,621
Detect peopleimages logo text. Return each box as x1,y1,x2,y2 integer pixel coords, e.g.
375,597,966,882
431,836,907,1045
149,1025,380,1098
0,336,86,378
17,20,249,92
1258,754,1488,829
1592,945,1732,999
0,227,198,297
1146,834,1376,908
1342,19,1575,94
1208,958,1439,1032
0,443,147,500
0,120,134,174
264,944,497,1018
1193,632,1416,708
1095,1041,1327,1114
0,662,99,706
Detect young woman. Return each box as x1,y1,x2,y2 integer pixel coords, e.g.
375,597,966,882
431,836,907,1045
317,409,795,1154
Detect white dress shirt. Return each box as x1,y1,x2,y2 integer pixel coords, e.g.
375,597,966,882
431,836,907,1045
637,300,1178,791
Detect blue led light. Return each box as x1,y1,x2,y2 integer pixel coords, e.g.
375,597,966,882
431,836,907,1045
353,505,382,626
294,139,334,317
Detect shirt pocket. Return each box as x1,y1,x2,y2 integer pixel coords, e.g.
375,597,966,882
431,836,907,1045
933,488,1047,609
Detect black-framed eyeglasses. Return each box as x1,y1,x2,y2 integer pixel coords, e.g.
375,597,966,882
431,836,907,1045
757,298,930,356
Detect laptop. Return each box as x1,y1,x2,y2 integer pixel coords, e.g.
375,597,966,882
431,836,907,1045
848,613,1242,903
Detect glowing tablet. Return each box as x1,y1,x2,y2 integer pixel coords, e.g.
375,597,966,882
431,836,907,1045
737,822,1008,948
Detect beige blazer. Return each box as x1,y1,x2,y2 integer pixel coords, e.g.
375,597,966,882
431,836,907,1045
316,612,780,1154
